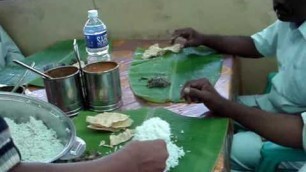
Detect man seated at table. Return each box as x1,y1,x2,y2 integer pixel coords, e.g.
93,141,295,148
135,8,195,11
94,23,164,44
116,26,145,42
182,78,306,171
174,0,306,170
0,25,24,70
172,0,306,115
0,116,168,172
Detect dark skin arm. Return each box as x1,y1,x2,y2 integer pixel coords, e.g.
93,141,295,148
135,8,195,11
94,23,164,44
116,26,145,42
218,98,303,148
10,140,168,172
181,78,304,149
11,151,136,172
172,28,263,58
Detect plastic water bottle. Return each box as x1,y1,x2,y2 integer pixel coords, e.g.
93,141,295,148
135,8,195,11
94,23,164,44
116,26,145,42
83,9,110,63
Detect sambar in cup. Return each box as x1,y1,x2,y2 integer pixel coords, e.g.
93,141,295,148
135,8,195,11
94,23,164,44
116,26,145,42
83,61,122,112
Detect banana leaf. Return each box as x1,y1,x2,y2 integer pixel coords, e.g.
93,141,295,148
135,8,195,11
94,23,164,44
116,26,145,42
128,47,223,103
73,108,229,172
0,40,87,86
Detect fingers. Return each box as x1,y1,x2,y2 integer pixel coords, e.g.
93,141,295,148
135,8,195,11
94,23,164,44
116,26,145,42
171,28,192,45
181,87,206,103
188,87,207,99
149,139,169,170
156,140,169,159
189,88,205,103
170,35,180,45
180,81,193,102
181,78,212,103
190,78,208,89
181,78,206,100
152,139,167,147
172,28,192,39
146,139,168,152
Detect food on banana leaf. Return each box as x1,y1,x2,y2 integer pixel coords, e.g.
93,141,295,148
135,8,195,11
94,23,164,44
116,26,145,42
142,43,182,59
110,129,134,147
133,117,185,172
86,112,133,132
140,76,171,88
147,77,170,88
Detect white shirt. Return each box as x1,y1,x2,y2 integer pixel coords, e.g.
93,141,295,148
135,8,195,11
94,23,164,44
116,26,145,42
252,20,306,113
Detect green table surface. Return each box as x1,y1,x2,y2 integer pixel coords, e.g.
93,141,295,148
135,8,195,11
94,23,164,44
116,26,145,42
128,47,222,103
73,108,229,172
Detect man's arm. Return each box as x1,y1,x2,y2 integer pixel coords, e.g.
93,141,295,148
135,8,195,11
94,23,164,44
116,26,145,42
217,99,303,149
11,140,168,172
172,28,263,58
201,35,263,58
182,79,304,149
11,149,137,172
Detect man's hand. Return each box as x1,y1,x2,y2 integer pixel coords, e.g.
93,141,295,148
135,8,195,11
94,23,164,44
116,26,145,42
181,79,304,149
124,140,168,172
181,78,227,113
171,28,205,47
171,28,262,58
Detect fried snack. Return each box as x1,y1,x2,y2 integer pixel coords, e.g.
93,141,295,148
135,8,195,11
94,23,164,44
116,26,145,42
112,118,134,129
142,43,182,59
87,125,118,132
110,129,134,147
86,112,133,132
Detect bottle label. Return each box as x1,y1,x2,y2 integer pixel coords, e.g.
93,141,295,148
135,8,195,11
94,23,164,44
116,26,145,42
84,31,108,49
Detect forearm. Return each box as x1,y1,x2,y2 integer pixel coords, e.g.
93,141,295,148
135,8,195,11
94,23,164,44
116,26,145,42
216,99,304,148
11,149,137,172
11,161,101,172
200,35,263,58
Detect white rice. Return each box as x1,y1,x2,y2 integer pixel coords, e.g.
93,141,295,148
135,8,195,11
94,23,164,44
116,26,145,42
133,117,185,171
4,117,64,162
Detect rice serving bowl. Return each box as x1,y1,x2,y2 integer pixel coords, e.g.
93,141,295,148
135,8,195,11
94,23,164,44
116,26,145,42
0,92,81,162
5,117,65,162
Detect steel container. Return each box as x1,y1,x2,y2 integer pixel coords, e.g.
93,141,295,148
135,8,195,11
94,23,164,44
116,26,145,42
0,92,86,162
83,61,122,111
44,66,83,116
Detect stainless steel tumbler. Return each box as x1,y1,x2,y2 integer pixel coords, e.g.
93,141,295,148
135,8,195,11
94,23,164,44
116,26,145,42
83,61,122,112
44,66,83,116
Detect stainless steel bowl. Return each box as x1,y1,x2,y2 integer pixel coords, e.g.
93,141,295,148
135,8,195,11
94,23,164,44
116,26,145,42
0,92,86,162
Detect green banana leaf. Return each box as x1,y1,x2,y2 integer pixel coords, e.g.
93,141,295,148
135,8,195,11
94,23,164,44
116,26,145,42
128,47,223,103
73,108,229,172
0,40,88,87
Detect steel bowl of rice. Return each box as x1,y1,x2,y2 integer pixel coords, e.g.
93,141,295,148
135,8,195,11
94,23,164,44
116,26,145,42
0,92,86,162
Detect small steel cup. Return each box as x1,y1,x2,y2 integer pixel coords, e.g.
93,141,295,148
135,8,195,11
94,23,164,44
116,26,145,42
44,66,83,117
83,61,122,112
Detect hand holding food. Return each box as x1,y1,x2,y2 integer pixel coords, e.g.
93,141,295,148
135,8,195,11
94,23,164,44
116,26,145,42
181,78,226,112
123,140,168,172
171,28,205,47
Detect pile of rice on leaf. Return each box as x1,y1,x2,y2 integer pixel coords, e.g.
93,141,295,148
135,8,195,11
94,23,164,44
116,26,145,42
133,117,185,172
